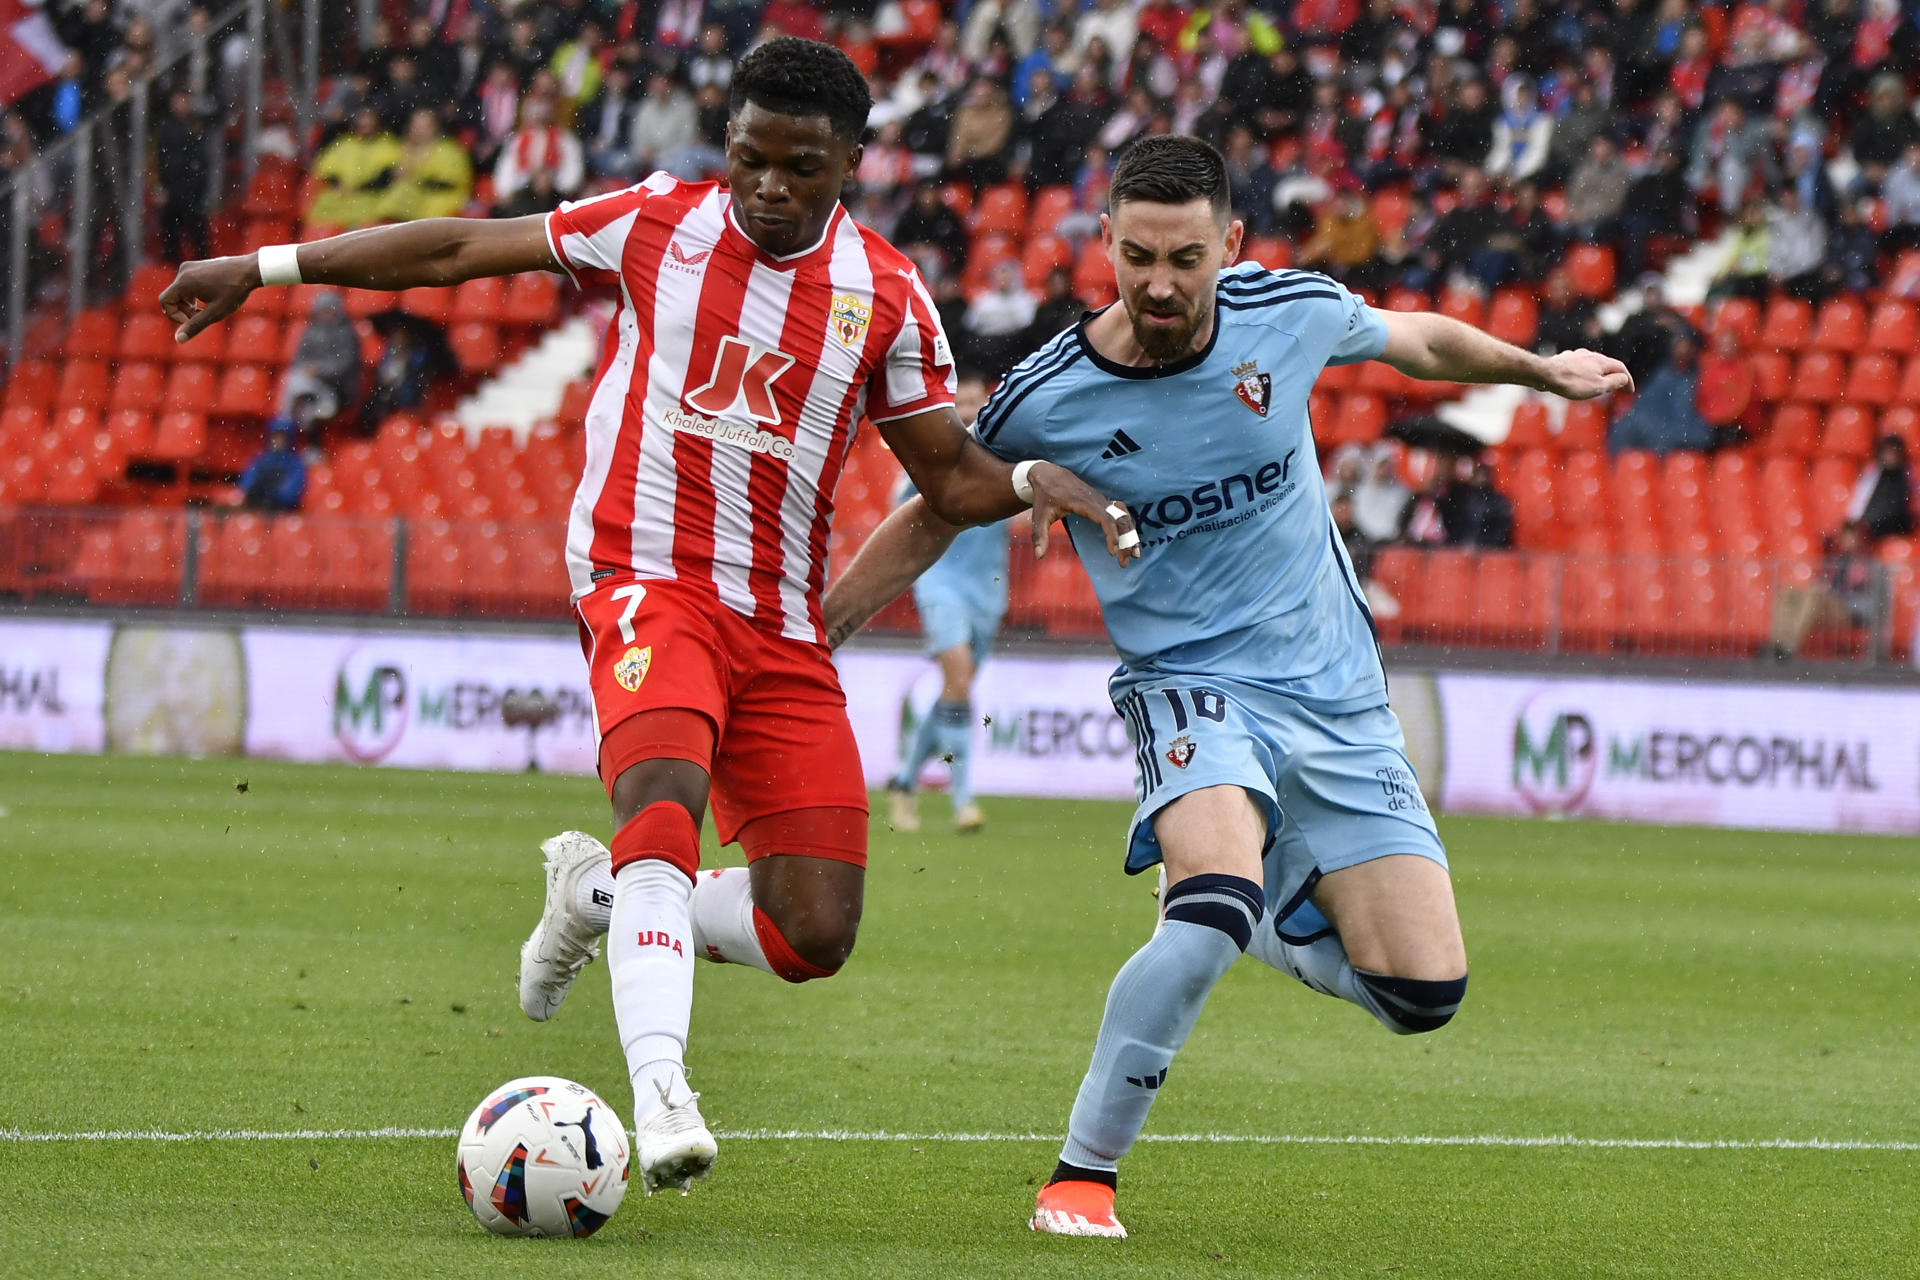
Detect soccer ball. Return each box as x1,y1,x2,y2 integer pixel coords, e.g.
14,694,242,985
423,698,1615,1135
456,1076,630,1238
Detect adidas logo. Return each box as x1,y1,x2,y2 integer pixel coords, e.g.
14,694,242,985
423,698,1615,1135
1124,1067,1168,1090
1100,429,1142,460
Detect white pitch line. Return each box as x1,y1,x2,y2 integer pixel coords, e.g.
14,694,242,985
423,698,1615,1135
2,1127,1916,1151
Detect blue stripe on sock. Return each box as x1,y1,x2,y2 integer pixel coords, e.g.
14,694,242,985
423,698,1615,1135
1162,874,1264,951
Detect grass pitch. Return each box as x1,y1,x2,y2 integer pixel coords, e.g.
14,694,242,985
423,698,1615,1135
1,751,1916,1279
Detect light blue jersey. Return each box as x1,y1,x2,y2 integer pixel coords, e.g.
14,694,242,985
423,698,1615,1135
975,264,1388,714
975,264,1443,893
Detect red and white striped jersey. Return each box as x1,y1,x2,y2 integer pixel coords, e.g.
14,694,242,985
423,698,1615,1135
544,172,957,644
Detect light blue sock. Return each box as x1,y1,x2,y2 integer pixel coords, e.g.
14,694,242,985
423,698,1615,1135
891,701,947,791
932,700,974,808
1058,874,1263,1172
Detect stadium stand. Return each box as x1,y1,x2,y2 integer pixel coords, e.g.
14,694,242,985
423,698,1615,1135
2,0,1918,662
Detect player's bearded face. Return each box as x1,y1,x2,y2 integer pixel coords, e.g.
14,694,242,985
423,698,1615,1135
1106,200,1239,363
726,105,859,258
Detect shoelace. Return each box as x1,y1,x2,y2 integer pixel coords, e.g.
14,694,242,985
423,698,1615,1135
647,1081,707,1136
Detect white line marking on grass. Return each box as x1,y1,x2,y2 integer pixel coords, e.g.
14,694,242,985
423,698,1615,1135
3,1127,1916,1151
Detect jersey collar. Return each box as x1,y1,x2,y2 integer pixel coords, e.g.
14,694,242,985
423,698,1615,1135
723,200,844,269
1074,300,1224,380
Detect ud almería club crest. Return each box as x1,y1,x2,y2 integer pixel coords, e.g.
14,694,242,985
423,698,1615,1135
1232,359,1270,417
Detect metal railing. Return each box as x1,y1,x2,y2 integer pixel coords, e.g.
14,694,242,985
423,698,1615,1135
0,0,331,366
1,505,1913,665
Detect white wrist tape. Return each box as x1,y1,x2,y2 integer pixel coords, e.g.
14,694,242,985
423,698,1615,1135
256,243,303,286
1010,459,1039,505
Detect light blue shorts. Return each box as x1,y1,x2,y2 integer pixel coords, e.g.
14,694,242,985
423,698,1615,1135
914,585,1003,667
1110,671,1446,939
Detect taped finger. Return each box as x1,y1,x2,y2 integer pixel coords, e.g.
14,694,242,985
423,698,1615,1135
1116,529,1140,551
1105,503,1128,520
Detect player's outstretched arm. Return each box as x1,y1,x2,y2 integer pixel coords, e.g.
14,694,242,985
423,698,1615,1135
875,406,1138,564
1377,310,1634,400
159,215,561,344
821,495,961,649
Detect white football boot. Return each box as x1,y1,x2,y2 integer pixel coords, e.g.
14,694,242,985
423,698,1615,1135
886,785,921,833
517,831,611,1022
634,1081,719,1194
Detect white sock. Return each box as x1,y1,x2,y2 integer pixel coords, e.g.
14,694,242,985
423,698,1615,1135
608,860,695,1121
575,860,616,933
687,867,775,976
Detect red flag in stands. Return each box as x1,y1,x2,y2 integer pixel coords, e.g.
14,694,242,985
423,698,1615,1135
0,0,68,107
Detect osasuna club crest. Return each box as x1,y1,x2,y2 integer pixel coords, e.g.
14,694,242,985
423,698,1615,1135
1231,359,1270,416
1165,734,1197,769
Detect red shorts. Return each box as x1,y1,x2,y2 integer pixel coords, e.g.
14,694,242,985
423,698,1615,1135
575,575,868,848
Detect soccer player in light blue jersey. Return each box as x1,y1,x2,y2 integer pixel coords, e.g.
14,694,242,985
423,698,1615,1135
825,136,1632,1238
887,372,1014,835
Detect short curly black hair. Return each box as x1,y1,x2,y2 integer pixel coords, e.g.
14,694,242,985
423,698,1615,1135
729,37,872,144
1109,136,1230,221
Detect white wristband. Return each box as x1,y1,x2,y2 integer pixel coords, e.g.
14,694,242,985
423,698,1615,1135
1011,459,1039,505
256,243,303,286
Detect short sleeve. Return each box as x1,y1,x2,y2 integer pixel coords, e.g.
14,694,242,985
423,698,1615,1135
866,268,958,424
542,172,672,288
1326,282,1390,366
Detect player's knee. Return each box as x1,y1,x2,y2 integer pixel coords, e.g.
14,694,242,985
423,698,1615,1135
752,901,859,981
1355,969,1468,1035
610,799,702,878
1162,873,1266,951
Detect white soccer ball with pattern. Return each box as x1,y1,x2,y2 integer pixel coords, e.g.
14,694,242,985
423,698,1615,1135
456,1075,629,1237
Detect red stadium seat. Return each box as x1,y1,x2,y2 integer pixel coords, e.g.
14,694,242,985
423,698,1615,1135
1559,401,1609,452
449,323,503,376
221,314,283,367
1758,297,1814,350
58,360,112,412
1865,300,1918,354
504,271,561,327
400,287,455,327
1070,239,1115,305
1436,287,1485,329
1020,234,1072,287
1332,392,1386,445
1809,297,1868,352
1882,405,1920,450
150,411,207,464
450,276,508,325
109,362,165,414
971,184,1027,237
1764,403,1821,457
1486,291,1537,348
1844,353,1900,407
1708,297,1760,348
215,365,274,417
1371,189,1413,239
66,307,120,361
1564,245,1615,298
163,362,218,415
2,360,58,412
1788,352,1845,403
117,311,180,363
1748,350,1792,402
1822,405,1877,460
1027,186,1074,238
122,264,175,314
106,408,154,456
1809,456,1856,531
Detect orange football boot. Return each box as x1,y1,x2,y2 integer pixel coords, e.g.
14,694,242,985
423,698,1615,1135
1029,1179,1127,1238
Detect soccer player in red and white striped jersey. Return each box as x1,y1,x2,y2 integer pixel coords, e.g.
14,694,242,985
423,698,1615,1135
161,38,1138,1193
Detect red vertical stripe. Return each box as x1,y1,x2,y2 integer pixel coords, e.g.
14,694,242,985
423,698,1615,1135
671,231,758,587
584,195,680,575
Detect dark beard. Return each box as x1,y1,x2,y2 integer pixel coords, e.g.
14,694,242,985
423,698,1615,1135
1127,297,1206,363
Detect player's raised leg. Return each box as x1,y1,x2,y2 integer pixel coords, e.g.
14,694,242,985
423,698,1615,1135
1032,785,1265,1238
1244,704,1468,1035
